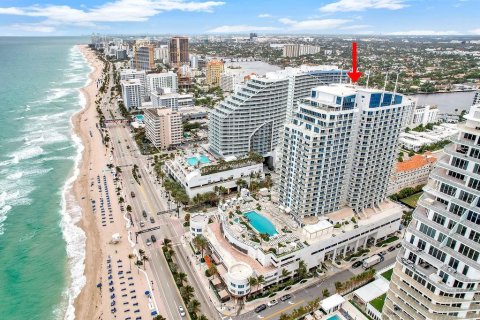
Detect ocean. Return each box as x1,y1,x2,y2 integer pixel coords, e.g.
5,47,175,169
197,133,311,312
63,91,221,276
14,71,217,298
0,37,90,320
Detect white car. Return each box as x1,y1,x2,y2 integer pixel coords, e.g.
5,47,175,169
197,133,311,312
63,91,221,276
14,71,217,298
146,238,152,246
267,299,278,307
178,306,186,317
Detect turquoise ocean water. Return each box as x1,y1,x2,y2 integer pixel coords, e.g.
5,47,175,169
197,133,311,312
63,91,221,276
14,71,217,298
0,37,90,320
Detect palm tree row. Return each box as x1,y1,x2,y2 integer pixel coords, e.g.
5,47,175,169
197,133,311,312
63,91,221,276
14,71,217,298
162,238,208,320
278,297,321,320
334,268,376,293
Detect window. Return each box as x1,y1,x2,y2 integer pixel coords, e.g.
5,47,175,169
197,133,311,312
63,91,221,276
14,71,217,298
451,157,468,170
449,203,466,216
440,183,456,196
467,211,480,225
469,230,480,244
468,178,480,191
456,224,467,236
428,246,447,262
458,244,479,262
432,213,446,226
470,148,480,159
459,190,475,204
419,223,437,239
448,257,459,269
464,133,476,141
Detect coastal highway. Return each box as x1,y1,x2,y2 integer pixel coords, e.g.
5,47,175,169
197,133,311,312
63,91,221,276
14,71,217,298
233,253,397,320
105,115,219,319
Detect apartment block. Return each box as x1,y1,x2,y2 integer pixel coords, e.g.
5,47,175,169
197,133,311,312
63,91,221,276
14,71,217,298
388,153,437,195
145,71,178,98
120,79,142,110
208,65,348,159
169,36,189,67
134,45,155,71
383,104,480,320
206,60,224,86
120,69,146,100
144,108,183,149
278,85,413,219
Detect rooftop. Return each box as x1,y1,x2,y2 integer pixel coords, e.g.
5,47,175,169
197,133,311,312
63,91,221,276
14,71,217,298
396,152,436,172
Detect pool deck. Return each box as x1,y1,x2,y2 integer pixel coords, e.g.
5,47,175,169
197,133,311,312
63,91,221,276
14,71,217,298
206,222,274,274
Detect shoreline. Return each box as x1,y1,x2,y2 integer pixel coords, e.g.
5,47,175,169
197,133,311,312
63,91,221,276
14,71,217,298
71,45,103,320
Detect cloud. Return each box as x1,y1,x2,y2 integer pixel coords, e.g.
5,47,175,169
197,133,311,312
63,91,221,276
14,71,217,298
0,0,225,32
470,28,480,35
389,30,461,35
208,25,278,33
340,24,371,30
258,13,273,18
320,0,407,12
278,18,350,30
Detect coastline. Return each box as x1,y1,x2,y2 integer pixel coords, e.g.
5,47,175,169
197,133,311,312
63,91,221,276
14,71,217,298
71,45,103,320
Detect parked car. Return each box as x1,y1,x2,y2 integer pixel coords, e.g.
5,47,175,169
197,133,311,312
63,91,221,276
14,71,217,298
130,191,135,198
379,250,387,256
280,294,292,302
254,304,267,313
146,238,152,246
267,299,278,307
150,217,155,223
388,246,396,252
396,243,402,248
151,235,157,243
139,221,145,227
142,210,147,218
352,261,363,268
178,306,186,317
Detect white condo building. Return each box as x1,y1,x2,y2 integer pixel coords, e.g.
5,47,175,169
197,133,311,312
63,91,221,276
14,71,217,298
151,88,193,111
120,69,146,100
278,85,414,220
144,108,182,149
121,79,142,110
146,71,178,98
208,65,348,159
409,104,439,127
383,104,480,320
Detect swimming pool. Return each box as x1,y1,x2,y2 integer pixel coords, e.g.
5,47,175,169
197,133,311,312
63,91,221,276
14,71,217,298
186,154,211,166
244,211,277,236
326,315,342,320
135,114,144,122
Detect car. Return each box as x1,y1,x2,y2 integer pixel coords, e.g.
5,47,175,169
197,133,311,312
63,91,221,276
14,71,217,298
280,294,292,302
131,191,135,198
254,304,267,313
139,221,145,227
267,299,278,307
352,261,363,268
151,235,157,243
396,243,402,248
178,306,186,317
150,217,155,223
142,210,147,218
388,246,396,252
146,238,152,246
379,251,387,256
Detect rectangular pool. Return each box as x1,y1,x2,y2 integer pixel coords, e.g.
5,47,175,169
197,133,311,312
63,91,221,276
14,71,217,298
244,211,277,236
326,315,341,320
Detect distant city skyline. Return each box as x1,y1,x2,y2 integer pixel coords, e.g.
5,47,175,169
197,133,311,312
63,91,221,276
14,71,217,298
0,0,479,36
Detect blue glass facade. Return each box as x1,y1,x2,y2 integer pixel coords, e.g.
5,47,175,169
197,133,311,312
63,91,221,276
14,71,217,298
368,93,403,108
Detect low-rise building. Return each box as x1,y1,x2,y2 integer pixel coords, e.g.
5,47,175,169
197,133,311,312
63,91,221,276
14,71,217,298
399,123,458,151
164,151,264,198
144,108,182,149
388,152,437,195
408,104,438,127
121,79,142,110
194,198,403,298
151,88,193,111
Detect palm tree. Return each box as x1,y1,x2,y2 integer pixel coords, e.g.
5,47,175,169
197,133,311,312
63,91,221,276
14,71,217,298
322,288,330,298
334,281,343,293
208,264,218,279
256,275,265,292
153,315,166,320
142,255,148,270
126,205,132,213
180,285,194,301
128,253,135,270
162,238,172,251
192,235,208,257
187,299,200,314
248,276,258,295
281,268,291,279
177,272,187,286
197,315,208,320
297,260,307,280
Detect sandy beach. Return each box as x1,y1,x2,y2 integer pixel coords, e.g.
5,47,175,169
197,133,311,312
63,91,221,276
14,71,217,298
72,45,103,320
72,45,156,320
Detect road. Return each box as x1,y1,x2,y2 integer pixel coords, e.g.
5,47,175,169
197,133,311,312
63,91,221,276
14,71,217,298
101,80,218,319
233,253,397,320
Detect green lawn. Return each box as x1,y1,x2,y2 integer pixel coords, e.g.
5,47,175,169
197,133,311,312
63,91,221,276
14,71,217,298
400,192,423,208
376,236,399,247
370,293,386,312
381,268,393,281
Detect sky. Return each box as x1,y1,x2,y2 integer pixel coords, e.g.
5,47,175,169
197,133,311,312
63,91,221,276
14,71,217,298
0,0,479,36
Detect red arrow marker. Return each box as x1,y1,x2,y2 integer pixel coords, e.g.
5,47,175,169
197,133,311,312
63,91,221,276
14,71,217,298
347,42,362,83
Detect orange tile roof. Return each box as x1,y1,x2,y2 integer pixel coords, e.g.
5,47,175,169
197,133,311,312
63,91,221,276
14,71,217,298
396,152,437,173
